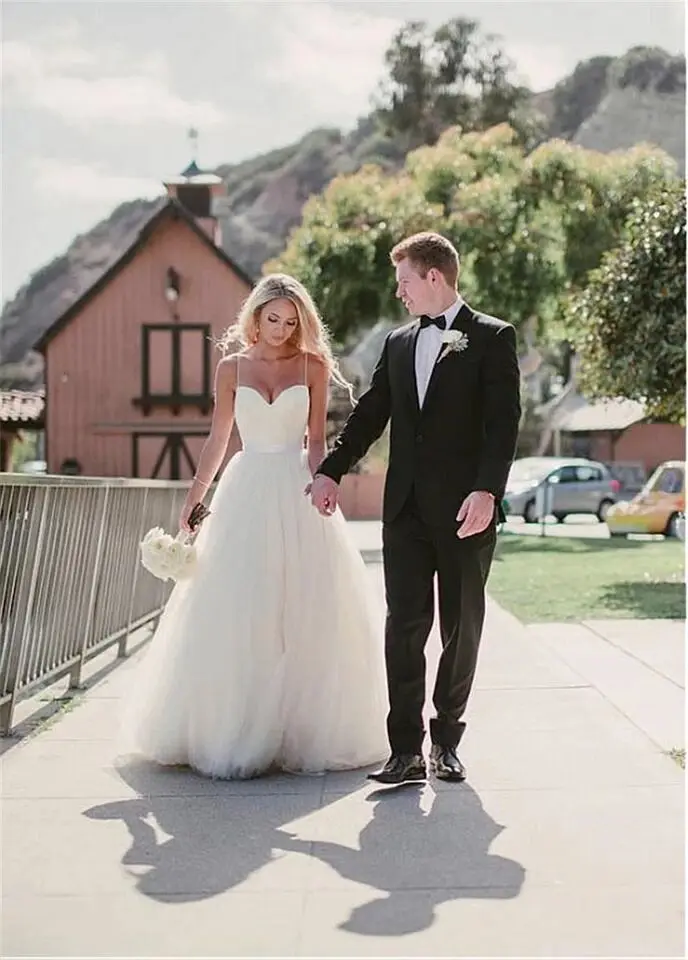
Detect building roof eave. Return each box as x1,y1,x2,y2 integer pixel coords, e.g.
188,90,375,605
34,199,254,353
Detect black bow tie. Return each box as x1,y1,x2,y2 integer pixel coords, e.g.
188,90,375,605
419,314,445,331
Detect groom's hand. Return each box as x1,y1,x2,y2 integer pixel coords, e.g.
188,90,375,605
306,474,339,517
456,490,495,538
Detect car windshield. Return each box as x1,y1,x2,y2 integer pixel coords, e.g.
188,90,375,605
508,460,557,485
646,466,684,495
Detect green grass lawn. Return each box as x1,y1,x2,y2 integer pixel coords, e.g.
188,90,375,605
489,534,685,622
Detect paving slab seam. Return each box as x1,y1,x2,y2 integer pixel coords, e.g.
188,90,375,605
5,782,682,803
581,621,685,691
533,626,685,758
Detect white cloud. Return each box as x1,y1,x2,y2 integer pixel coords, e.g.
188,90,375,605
263,4,403,123
507,41,570,92
2,25,225,128
32,158,164,204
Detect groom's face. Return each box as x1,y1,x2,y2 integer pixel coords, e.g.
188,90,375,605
395,257,435,317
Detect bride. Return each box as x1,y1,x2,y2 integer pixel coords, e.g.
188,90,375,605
122,274,388,778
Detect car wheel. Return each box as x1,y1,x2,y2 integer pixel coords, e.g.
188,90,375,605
597,499,614,523
553,512,566,523
665,512,681,538
524,500,538,524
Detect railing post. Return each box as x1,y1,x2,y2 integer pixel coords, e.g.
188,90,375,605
119,488,149,658
1,487,51,735
69,486,110,689
0,474,188,730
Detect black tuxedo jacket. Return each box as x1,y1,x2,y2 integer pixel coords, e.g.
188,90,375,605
318,302,521,529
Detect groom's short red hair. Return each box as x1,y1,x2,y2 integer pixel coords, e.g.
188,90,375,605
390,232,460,288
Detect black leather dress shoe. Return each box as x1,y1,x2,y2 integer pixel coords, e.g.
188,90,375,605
430,744,466,781
367,754,427,785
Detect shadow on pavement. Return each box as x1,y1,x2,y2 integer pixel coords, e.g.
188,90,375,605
83,762,525,939
83,757,337,901
277,780,526,938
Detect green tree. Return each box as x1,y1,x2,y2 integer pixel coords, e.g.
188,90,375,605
270,165,444,342
269,124,679,347
523,139,677,289
402,126,676,339
374,18,537,149
569,182,686,423
398,125,565,334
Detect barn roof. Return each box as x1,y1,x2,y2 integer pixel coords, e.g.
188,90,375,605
0,389,45,426
34,198,253,352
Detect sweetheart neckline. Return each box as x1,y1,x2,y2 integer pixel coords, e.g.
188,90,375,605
237,384,308,407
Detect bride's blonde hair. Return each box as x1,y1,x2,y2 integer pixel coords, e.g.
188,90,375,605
220,273,353,398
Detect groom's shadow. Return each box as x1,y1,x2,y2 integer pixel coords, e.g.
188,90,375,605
82,757,525,936
277,781,525,938
82,756,346,902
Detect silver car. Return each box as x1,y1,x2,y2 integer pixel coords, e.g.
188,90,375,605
504,457,621,524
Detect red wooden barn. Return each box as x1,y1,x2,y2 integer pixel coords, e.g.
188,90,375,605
34,162,252,480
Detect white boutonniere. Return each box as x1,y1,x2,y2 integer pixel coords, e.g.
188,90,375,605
438,329,469,362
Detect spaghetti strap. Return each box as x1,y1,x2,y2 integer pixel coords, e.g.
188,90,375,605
304,351,308,388
236,352,241,388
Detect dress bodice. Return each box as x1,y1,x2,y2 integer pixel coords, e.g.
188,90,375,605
234,385,309,453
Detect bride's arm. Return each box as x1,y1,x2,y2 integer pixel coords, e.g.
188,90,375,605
306,355,328,477
180,357,237,530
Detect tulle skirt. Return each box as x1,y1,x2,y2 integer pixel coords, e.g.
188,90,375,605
120,449,388,778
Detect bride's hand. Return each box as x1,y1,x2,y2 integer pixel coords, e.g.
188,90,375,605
307,474,339,516
179,498,195,534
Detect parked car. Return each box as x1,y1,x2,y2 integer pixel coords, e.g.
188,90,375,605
503,457,620,524
16,459,47,474
606,461,685,538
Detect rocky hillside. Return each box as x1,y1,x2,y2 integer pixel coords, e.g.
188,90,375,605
1,46,684,388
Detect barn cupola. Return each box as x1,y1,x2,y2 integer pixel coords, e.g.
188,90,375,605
163,129,228,246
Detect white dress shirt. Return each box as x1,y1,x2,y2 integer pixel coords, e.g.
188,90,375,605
415,298,463,407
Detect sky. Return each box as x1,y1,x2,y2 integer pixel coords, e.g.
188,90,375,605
1,0,685,308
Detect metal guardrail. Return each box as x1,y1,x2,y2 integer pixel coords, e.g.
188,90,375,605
0,474,191,735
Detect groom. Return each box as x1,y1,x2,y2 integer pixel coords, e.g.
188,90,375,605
310,232,521,785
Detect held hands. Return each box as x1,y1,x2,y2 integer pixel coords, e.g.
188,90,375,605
306,474,339,517
456,490,495,539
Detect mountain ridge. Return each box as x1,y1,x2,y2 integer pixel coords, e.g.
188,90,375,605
1,46,684,389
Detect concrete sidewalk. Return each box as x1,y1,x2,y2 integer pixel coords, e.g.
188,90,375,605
1,556,684,957
530,617,684,755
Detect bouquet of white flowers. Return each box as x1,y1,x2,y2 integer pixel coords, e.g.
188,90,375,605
139,528,197,582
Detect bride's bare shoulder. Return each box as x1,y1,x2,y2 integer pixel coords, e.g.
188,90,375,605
215,352,247,390
304,352,327,378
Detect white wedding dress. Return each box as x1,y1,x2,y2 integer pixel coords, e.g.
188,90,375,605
122,379,388,779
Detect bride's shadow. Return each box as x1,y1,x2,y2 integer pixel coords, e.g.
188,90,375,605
277,781,526,938
82,757,342,902
83,759,525,938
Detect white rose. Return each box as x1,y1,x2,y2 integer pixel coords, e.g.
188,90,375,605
142,527,163,545
139,527,197,582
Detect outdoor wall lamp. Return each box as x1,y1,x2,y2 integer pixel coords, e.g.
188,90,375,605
165,267,181,302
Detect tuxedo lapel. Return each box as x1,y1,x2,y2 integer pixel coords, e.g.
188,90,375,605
401,320,422,417
421,302,474,413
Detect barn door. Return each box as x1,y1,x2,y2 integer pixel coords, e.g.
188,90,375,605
132,432,208,480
